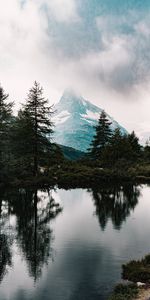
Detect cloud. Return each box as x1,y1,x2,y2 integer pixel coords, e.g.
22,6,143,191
0,0,150,141
95,12,150,90
0,0,80,103
0,0,52,101
43,0,79,23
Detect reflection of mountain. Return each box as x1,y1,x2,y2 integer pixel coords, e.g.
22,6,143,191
0,188,62,283
90,184,140,230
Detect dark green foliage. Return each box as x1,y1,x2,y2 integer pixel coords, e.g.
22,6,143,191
11,82,54,177
24,81,54,175
89,113,142,168
10,110,36,177
122,254,150,283
46,143,64,166
109,283,138,300
89,110,112,159
101,128,129,166
0,84,13,179
144,146,150,162
128,131,141,158
101,129,142,167
0,81,149,185
59,144,85,160
144,139,150,162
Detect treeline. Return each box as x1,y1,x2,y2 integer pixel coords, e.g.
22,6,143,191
1,81,150,186
0,81,63,184
88,110,144,167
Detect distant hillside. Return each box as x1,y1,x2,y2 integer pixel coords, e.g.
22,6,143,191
59,144,85,161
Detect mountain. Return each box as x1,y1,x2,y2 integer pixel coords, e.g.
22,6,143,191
52,89,128,152
59,145,85,160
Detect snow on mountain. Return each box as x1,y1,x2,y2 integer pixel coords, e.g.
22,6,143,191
53,110,71,124
52,89,128,152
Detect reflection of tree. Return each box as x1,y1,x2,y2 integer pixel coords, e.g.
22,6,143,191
90,184,141,230
0,188,62,283
11,189,62,281
0,234,12,282
0,189,12,283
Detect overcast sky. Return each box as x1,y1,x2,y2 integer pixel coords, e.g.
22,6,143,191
0,0,150,141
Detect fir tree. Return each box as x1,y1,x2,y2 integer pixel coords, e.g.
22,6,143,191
0,84,13,175
108,128,128,163
13,82,54,176
144,138,150,162
127,131,141,158
11,109,36,175
101,129,141,167
90,110,112,159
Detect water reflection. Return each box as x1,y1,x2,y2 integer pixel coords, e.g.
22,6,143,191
0,190,13,283
0,188,62,283
90,184,141,230
0,234,12,283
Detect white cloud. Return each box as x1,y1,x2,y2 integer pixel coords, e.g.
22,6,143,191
43,0,79,23
0,0,79,105
0,0,150,141
79,35,132,78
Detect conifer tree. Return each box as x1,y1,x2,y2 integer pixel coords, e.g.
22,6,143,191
144,138,150,162
0,84,13,175
108,128,127,163
127,131,141,158
101,129,141,167
90,110,112,159
13,82,54,176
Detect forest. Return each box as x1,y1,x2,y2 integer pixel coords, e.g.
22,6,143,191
1,81,150,188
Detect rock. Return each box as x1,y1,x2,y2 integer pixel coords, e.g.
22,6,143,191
137,282,146,287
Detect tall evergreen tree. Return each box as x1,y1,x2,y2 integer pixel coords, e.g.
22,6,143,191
101,129,141,167
13,82,54,176
144,138,150,162
11,109,36,175
89,110,112,159
127,131,141,158
0,85,13,176
105,128,130,165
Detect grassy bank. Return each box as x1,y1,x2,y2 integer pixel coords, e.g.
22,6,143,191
123,255,150,283
109,283,138,300
4,162,150,189
109,254,150,300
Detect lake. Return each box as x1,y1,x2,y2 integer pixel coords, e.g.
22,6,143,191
0,184,150,300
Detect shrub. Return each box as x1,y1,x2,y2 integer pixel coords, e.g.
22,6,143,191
109,283,138,300
122,254,150,283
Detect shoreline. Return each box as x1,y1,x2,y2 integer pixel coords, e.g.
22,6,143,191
6,176,150,191
135,287,150,300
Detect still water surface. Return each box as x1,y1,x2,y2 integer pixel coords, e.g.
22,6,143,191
0,184,150,300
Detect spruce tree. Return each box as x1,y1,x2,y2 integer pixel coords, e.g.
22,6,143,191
11,109,36,175
127,131,141,158
101,129,141,167
144,138,150,162
0,85,13,175
14,82,54,176
90,110,112,159
108,128,127,163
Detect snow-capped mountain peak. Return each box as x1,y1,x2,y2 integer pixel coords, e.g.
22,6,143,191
56,88,93,114
53,90,127,152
